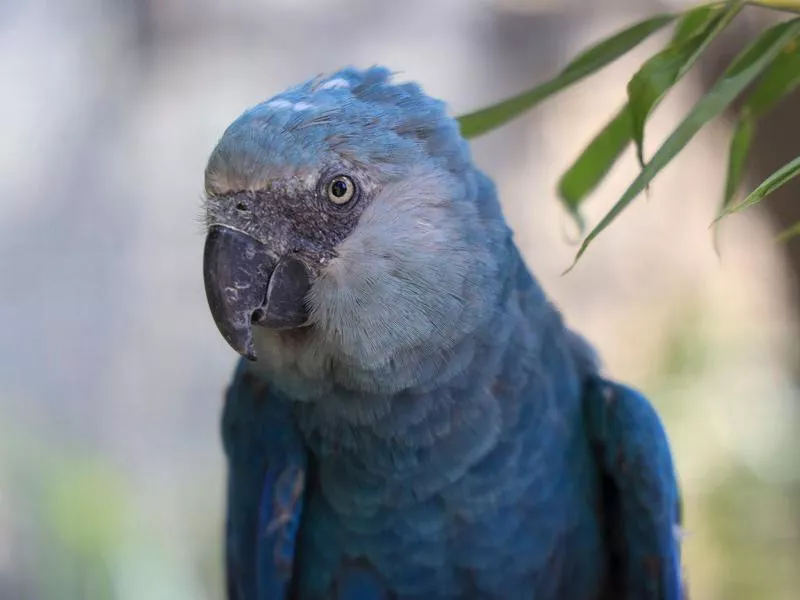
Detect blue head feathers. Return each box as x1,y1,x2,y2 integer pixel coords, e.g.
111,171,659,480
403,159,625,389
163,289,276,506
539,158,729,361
203,66,516,398
206,66,473,194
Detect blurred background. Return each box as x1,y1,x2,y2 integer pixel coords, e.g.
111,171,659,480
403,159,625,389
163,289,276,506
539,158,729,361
2,0,799,598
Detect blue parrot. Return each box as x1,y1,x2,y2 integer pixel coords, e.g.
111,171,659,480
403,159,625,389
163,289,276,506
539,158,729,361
201,66,684,600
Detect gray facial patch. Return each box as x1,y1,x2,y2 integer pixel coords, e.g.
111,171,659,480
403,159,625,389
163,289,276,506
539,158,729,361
205,167,376,265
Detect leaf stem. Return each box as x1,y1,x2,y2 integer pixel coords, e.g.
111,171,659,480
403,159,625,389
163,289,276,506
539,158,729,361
748,1,800,14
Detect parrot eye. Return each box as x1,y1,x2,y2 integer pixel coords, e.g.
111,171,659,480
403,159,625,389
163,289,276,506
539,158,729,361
326,175,356,205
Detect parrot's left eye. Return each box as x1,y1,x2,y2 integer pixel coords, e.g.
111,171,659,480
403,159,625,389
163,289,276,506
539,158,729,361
326,175,356,205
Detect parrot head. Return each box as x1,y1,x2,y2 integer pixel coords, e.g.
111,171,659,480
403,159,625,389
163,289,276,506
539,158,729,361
202,67,510,391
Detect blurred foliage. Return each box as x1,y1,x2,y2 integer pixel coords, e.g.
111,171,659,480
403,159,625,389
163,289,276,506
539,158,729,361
0,413,221,600
457,0,800,267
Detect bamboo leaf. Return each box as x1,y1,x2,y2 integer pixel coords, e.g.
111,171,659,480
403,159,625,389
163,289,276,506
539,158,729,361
723,116,755,208
717,35,798,216
567,17,800,271
557,105,632,229
456,14,676,139
628,1,744,167
554,4,732,223
672,3,726,44
777,220,800,242
714,115,755,253
744,35,800,117
718,154,800,218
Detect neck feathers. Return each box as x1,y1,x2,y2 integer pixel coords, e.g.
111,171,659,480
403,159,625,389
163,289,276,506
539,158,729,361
291,249,591,515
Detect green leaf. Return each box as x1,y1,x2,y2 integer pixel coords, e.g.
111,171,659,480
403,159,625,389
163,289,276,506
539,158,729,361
743,35,800,117
555,4,736,223
723,115,755,208
718,154,800,217
715,35,798,231
557,105,632,228
567,17,800,271
672,3,727,44
777,220,800,242
456,13,676,139
627,1,744,167
714,115,754,253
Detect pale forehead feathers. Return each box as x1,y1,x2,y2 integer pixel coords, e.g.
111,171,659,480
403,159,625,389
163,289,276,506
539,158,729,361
205,66,471,196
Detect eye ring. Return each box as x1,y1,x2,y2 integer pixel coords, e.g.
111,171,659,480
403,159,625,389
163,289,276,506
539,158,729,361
326,175,356,205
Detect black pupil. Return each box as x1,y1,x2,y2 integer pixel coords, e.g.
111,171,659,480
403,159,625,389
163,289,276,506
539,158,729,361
331,179,349,198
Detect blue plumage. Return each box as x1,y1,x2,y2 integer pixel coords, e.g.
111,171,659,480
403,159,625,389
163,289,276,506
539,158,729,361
222,360,307,600
205,66,684,599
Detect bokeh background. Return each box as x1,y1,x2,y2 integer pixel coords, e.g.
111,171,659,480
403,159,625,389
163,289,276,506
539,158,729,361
2,0,800,598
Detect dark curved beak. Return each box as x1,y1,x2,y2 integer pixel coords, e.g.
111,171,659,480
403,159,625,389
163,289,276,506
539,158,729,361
203,225,311,360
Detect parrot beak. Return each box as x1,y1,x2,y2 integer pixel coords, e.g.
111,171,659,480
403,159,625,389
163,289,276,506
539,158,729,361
203,225,311,360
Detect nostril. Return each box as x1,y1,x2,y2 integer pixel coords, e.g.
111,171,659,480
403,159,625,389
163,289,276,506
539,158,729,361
251,308,265,324
236,202,249,212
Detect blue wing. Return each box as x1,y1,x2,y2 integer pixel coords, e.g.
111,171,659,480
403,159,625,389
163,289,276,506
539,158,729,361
583,376,685,600
221,359,308,600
